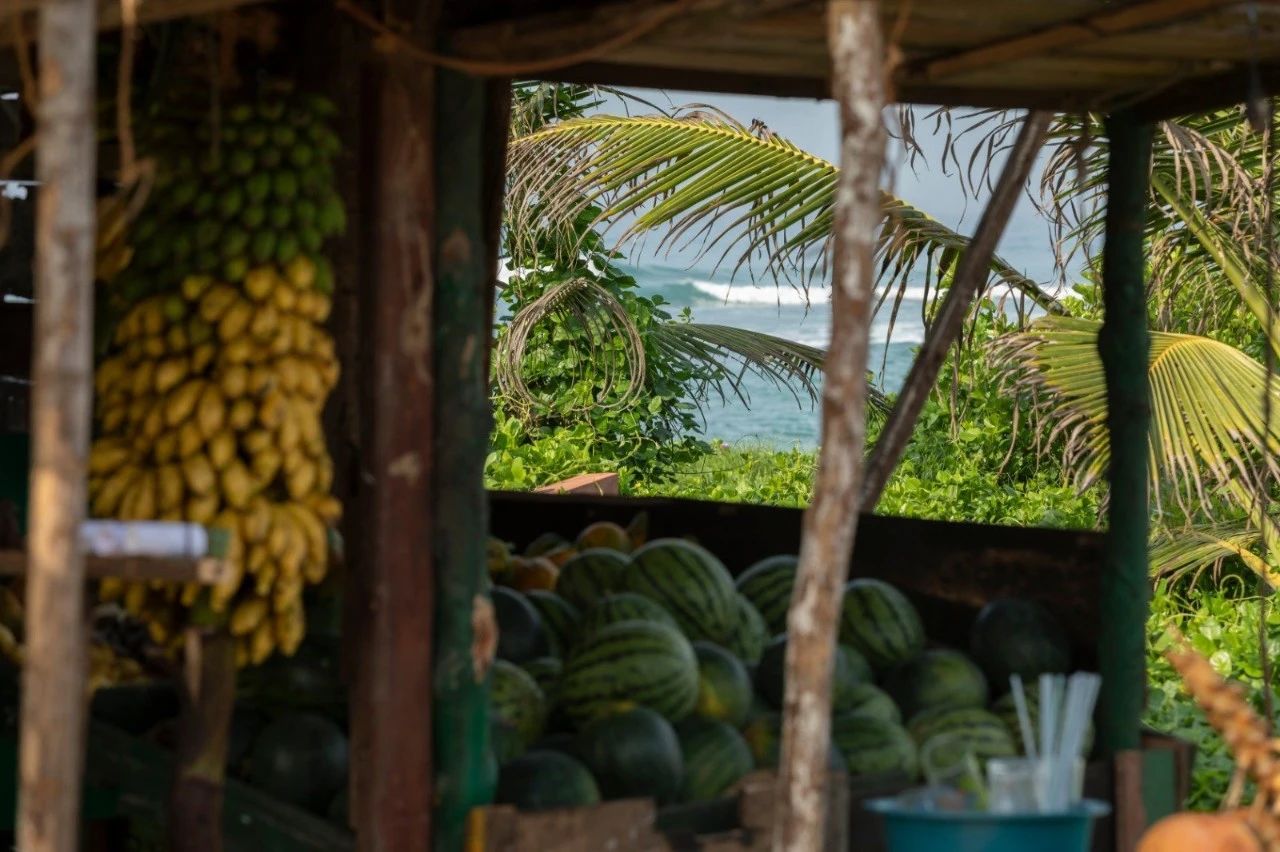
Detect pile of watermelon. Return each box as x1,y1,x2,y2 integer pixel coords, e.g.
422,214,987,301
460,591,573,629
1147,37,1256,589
488,518,1076,812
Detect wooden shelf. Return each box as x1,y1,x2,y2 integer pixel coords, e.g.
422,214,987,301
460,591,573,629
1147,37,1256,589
0,550,232,584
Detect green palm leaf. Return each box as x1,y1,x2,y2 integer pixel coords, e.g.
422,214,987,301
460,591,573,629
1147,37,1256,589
1150,520,1280,587
999,315,1280,509
507,113,1063,318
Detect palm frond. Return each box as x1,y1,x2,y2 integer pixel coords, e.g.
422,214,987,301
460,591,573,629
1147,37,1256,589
1150,520,1280,587
997,315,1280,512
506,113,1064,321
650,322,891,417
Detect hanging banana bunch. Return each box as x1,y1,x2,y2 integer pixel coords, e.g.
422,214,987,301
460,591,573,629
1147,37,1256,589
87,84,345,668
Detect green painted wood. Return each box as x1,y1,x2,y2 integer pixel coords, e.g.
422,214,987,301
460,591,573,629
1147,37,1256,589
431,68,502,852
1097,111,1154,755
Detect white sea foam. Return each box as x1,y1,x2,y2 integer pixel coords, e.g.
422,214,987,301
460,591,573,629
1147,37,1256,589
688,279,932,305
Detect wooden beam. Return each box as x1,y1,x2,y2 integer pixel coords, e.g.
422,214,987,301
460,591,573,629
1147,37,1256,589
18,2,96,852
775,2,885,851
0,0,263,35
1096,111,1153,757
0,550,232,583
1125,60,1280,120
860,110,1052,509
910,0,1239,82
347,2,439,850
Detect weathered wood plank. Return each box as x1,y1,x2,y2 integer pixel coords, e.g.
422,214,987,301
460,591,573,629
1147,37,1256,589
534,472,620,496
18,3,96,852
0,550,231,584
775,3,884,851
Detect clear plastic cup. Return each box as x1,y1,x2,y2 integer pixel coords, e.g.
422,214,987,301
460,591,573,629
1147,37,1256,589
986,757,1038,813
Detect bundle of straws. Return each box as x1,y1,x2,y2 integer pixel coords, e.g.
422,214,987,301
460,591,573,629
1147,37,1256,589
1009,671,1102,812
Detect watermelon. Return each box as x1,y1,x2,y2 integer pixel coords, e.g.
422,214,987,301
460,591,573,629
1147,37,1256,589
717,595,768,665
755,636,869,711
492,659,547,746
521,657,563,707
741,711,849,771
492,719,528,764
248,713,349,812
625,539,738,642
495,750,601,811
970,599,1071,693
691,641,753,727
579,593,678,641
906,707,1017,764
841,682,900,724
735,555,797,635
556,549,630,611
882,649,988,720
990,685,1093,756
560,620,699,725
524,590,581,659
676,718,755,803
492,587,550,664
839,579,925,671
830,713,917,780
575,707,683,803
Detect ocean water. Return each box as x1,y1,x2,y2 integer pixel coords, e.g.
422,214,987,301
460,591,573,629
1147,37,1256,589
625,261,926,448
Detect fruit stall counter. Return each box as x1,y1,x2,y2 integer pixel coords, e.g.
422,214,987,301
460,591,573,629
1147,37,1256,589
484,490,1192,852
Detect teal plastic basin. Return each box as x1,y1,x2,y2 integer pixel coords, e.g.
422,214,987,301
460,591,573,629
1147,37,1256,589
865,798,1111,852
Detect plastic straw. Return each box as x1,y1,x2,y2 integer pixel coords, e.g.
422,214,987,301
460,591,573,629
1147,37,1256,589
1010,675,1037,760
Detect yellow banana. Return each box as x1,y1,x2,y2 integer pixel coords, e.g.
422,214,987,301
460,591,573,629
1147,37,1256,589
155,463,184,511
277,407,301,454
165,379,205,428
142,336,166,360
286,458,317,500
248,365,275,395
218,300,254,342
88,439,132,476
140,407,165,442
230,597,268,637
269,319,295,356
250,619,275,665
208,431,237,470
285,255,316,289
154,358,189,395
221,337,255,365
191,342,217,374
185,492,220,526
199,284,239,324
182,453,216,495
220,461,255,510
98,577,125,603
249,305,280,341
296,361,325,401
100,403,128,434
178,420,204,458
165,325,190,354
243,429,273,455
91,466,137,517
139,299,166,337
241,499,272,545
196,385,227,440
228,398,257,431
181,274,214,303
94,357,128,398
272,279,299,313
252,449,282,485
244,267,275,301
306,493,343,525
258,390,286,430
130,360,156,400
219,365,249,399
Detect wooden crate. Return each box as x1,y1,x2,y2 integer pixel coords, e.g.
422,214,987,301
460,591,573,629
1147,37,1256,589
467,771,848,852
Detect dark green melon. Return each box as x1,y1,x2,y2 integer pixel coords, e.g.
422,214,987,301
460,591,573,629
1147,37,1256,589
492,719,528,765
882,649,988,720
560,620,699,725
575,707,684,803
248,713,349,812
492,587,550,664
906,706,1017,765
838,579,925,671
676,718,755,803
556,549,630,611
741,711,846,771
691,641,753,727
521,657,563,709
579,593,678,641
495,750,601,811
525,590,582,659
492,659,548,746
735,555,797,635
755,636,868,711
970,599,1071,693
624,539,738,642
716,595,768,665
841,682,900,724
830,713,917,780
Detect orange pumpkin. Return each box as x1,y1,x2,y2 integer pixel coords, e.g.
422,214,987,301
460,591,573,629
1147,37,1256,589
510,556,559,592
575,520,632,553
1137,811,1261,852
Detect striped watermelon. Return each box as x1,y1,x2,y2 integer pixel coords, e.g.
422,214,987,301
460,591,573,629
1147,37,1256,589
575,707,683,804
492,660,547,747
692,641,753,727
831,713,918,780
676,717,755,803
841,682,900,724
520,657,563,709
970,599,1071,690
560,620,699,725
491,719,527,765
492,587,550,664
524,591,581,659
907,706,1017,763
883,649,988,720
838,579,925,671
625,539,738,642
496,750,600,811
735,555,797,635
755,636,870,711
716,595,768,665
579,593,678,641
556,549,630,611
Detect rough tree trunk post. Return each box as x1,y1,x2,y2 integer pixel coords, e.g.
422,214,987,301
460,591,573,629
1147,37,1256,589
169,631,236,852
348,4,439,849
1097,111,1153,850
860,111,1052,509
18,3,98,852
432,68,503,852
774,2,885,850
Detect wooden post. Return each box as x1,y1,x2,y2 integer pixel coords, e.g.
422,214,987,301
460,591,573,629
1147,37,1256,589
774,2,885,850
348,8,438,850
19,2,97,852
860,111,1052,509
1096,111,1152,763
432,68,505,852
169,631,236,852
